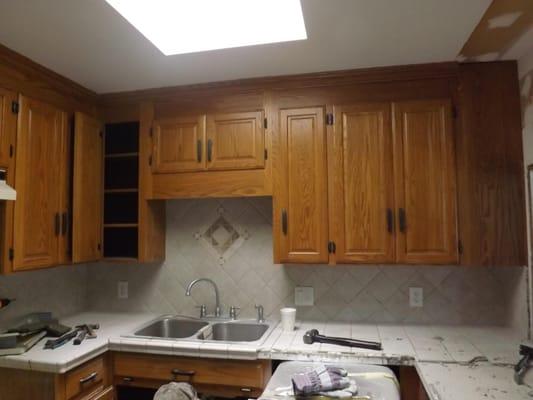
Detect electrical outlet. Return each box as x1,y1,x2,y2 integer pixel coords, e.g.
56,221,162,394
409,287,423,308
118,281,129,299
295,286,314,306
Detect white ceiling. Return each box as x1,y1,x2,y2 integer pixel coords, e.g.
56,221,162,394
0,0,491,94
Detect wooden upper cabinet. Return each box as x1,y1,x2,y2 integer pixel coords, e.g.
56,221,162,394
72,112,103,263
392,99,458,264
0,88,17,168
13,96,68,270
277,107,328,263
206,111,265,170
152,115,206,173
330,103,395,263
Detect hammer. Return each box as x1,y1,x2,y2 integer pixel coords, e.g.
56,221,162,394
303,329,382,351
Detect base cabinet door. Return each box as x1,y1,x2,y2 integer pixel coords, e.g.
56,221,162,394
72,112,103,263
13,95,69,270
330,103,395,263
275,107,329,263
392,99,458,264
206,111,265,171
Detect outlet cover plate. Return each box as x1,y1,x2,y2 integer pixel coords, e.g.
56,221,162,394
409,287,423,308
295,286,314,306
118,281,129,299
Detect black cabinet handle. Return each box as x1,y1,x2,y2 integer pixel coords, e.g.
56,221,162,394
61,212,69,236
281,209,288,235
54,213,60,236
207,139,213,162
386,208,394,233
398,208,407,233
197,139,202,162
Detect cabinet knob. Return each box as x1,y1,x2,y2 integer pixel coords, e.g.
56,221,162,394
207,139,213,162
386,208,394,233
197,139,202,162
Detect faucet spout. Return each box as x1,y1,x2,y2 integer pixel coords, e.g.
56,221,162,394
185,278,222,317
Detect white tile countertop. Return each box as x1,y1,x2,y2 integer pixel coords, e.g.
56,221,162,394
0,312,530,400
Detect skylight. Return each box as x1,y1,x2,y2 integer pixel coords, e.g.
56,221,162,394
105,0,307,56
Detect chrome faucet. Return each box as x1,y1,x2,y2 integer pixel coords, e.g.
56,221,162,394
186,278,222,318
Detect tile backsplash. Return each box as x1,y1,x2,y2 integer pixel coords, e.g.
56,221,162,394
0,264,87,327
87,198,528,329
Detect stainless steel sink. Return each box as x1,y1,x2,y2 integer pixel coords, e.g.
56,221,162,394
133,317,208,339
197,322,269,342
126,316,275,344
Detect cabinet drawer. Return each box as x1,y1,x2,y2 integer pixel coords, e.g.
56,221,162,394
114,353,270,391
65,356,107,399
89,386,114,400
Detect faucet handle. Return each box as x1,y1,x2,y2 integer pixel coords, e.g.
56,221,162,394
229,306,240,320
196,305,207,318
255,304,264,323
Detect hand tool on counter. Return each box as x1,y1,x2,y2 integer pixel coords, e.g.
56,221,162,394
73,324,100,345
303,329,383,351
514,342,533,385
44,329,80,349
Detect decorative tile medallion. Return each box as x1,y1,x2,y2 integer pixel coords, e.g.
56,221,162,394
197,207,247,264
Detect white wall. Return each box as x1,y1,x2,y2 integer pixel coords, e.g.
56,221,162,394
519,48,533,338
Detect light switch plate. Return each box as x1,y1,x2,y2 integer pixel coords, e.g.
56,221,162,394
295,286,314,306
409,287,423,308
118,281,129,299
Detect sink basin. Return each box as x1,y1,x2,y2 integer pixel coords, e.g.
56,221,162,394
197,322,269,342
134,317,208,339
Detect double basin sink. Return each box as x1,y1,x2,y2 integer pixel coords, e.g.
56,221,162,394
126,315,273,344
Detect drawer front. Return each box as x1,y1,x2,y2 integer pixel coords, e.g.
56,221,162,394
114,353,269,390
65,356,107,399
89,386,114,400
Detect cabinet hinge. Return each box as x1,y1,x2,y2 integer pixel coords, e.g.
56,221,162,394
148,155,153,166
264,149,268,160
327,241,336,254
326,113,334,125
458,239,463,255
9,144,13,158
11,101,19,114
8,248,14,261
263,118,268,129
452,106,458,119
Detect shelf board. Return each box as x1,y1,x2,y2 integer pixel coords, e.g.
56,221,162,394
103,223,138,228
101,257,139,264
105,152,139,159
104,188,138,194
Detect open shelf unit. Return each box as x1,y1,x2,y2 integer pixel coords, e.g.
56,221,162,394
103,122,140,260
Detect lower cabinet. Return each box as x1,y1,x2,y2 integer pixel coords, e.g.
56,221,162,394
113,352,272,398
0,354,112,400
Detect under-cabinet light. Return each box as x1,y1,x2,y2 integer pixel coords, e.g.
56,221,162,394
105,0,307,55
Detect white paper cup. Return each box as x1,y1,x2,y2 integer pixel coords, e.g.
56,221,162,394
280,307,296,331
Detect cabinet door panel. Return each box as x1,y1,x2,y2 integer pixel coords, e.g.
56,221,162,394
72,112,103,263
278,107,328,263
206,111,264,170
331,103,395,263
393,99,457,264
14,96,66,270
0,88,16,168
152,116,206,173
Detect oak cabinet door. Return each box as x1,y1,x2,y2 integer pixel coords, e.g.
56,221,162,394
277,107,329,263
330,103,395,263
206,111,264,170
72,112,103,263
152,115,206,173
393,99,458,264
13,96,67,270
0,88,17,168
